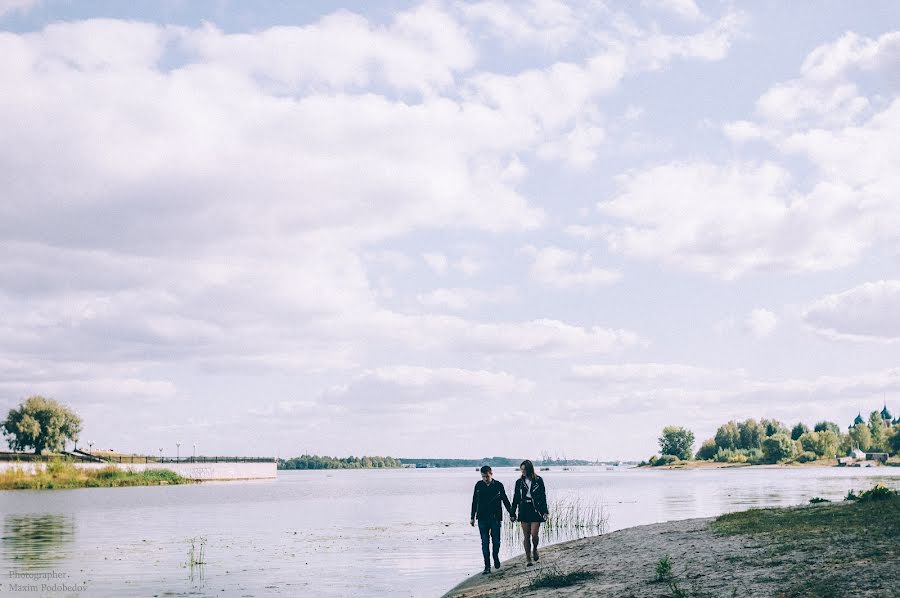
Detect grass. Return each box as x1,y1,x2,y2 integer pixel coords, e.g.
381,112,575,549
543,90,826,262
712,485,899,597
654,555,673,582
528,564,596,589
0,459,190,489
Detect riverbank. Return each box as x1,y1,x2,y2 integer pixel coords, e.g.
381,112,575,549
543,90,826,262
443,486,899,597
0,461,189,489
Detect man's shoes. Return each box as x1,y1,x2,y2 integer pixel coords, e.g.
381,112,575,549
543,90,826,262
482,567,491,575
532,548,539,561
493,557,501,569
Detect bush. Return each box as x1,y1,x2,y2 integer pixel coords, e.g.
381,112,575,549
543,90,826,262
762,433,796,463
858,484,899,503
695,438,718,460
796,451,817,463
653,455,678,466
654,556,672,582
746,449,765,464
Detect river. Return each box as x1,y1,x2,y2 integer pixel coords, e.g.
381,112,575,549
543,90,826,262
1,466,898,597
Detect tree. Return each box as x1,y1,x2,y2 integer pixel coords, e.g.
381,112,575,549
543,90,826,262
798,430,840,458
737,419,764,450
760,419,787,437
867,411,888,452
762,433,795,463
695,438,718,460
2,396,82,454
790,422,809,441
814,421,840,435
658,426,695,460
889,427,900,455
848,424,872,452
715,421,740,450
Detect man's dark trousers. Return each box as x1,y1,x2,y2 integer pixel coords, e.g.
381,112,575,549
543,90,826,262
477,519,501,567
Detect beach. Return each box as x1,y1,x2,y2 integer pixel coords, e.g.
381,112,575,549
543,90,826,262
443,493,899,598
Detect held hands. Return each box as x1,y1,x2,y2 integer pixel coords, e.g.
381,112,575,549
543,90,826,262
470,518,475,527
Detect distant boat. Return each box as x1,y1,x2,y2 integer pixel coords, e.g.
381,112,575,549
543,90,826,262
539,467,550,471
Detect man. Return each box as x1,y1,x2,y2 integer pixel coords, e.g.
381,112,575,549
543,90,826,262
470,465,515,574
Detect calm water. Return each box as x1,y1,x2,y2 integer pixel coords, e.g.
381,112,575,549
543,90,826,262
1,466,899,597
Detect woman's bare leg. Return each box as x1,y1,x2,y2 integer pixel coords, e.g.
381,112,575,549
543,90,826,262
520,521,532,563
530,523,541,559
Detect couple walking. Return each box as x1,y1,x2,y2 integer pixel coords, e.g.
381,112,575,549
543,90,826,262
469,459,548,575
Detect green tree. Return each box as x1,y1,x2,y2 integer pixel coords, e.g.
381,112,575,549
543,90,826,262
762,433,795,463
760,418,788,437
695,438,718,460
737,419,764,450
868,411,888,452
814,421,840,435
790,422,809,441
715,421,740,450
798,430,840,458
2,396,82,454
889,427,900,455
848,424,872,452
658,426,695,460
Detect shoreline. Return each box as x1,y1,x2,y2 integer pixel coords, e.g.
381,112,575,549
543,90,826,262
443,489,900,597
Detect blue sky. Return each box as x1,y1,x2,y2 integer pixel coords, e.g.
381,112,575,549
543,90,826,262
1,0,898,459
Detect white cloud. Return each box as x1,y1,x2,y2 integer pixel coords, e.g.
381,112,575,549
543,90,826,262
417,287,514,311
643,0,707,22
461,0,580,50
522,245,620,289
0,0,39,17
321,365,535,413
423,253,450,274
184,5,476,95
745,308,777,339
803,280,900,342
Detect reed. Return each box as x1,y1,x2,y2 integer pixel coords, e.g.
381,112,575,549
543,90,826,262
505,495,608,543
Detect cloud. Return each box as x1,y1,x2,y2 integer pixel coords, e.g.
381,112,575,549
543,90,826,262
423,253,450,274
184,5,477,95
417,287,514,311
321,365,535,413
643,0,707,22
745,308,777,339
522,245,620,288
461,0,581,50
803,280,900,342
0,0,39,17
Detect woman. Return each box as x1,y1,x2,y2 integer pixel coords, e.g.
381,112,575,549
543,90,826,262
511,459,549,566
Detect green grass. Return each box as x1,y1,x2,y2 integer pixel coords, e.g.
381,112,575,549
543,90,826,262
654,555,673,582
0,460,190,489
528,565,596,589
712,486,899,597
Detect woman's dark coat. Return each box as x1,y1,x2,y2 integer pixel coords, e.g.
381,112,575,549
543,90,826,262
511,475,548,518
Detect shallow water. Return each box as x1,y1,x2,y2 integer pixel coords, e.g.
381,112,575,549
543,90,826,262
1,466,898,597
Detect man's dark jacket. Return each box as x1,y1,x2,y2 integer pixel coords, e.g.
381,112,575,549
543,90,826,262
470,479,513,521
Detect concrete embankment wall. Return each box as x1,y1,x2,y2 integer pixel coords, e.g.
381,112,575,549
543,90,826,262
0,461,277,480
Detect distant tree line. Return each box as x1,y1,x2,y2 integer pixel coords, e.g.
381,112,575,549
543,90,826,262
648,408,900,466
278,454,402,469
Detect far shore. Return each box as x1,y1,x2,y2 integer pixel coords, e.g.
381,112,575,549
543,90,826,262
638,457,900,470
443,486,899,597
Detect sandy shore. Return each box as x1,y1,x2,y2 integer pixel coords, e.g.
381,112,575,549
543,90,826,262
442,500,899,597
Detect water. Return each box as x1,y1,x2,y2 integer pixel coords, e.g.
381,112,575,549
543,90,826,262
1,466,898,597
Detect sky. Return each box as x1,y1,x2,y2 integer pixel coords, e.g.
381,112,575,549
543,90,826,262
0,0,898,460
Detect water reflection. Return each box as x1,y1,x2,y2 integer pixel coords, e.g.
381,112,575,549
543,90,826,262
2,513,75,565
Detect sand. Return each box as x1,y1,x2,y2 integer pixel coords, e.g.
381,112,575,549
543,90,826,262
441,514,898,597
